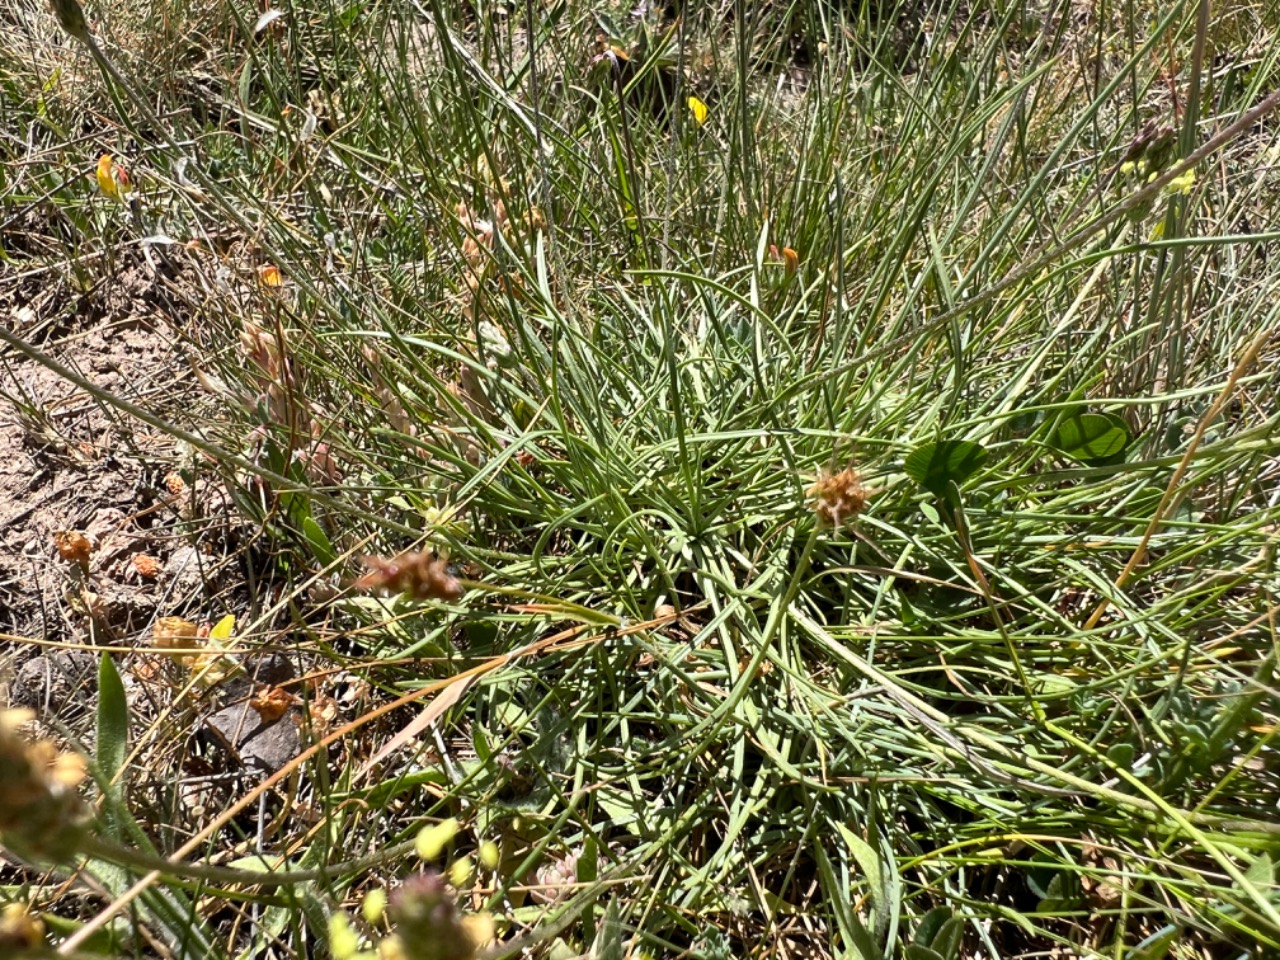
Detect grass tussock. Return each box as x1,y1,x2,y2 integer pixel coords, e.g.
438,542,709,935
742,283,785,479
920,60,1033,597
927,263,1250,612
3,0,1280,957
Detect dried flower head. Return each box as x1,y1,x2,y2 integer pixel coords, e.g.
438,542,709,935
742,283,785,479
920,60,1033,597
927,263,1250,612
240,320,287,384
354,552,464,602
249,685,296,724
0,709,89,862
375,386,414,436
153,616,200,650
379,871,492,960
0,903,45,951
298,440,341,484
48,0,88,40
808,466,869,528
54,530,93,572
131,553,161,579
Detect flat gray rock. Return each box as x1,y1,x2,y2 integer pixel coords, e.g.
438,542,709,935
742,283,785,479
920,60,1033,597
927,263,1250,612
204,700,303,774
13,648,97,714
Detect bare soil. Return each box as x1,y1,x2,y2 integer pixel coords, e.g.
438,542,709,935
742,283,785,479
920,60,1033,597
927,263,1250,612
0,254,223,718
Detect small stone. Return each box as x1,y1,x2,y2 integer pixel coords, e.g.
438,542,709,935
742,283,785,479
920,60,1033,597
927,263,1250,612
12,650,97,715
204,701,302,775
164,545,205,599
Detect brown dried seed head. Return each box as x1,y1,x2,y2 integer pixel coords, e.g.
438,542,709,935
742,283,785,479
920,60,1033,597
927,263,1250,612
153,616,200,649
307,694,340,736
354,552,464,602
808,467,869,528
0,709,89,862
48,0,88,40
249,686,295,724
0,902,45,950
54,530,93,571
240,320,283,379
131,553,161,579
300,441,341,484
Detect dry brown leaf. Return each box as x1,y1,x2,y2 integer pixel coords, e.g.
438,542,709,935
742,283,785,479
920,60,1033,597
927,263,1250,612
249,686,295,724
306,694,340,737
132,660,166,684
356,675,473,781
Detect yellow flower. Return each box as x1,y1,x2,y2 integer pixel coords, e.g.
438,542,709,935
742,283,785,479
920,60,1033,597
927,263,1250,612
448,856,472,887
329,912,362,960
415,818,459,861
1164,169,1196,196
96,154,125,202
363,889,388,925
687,96,709,126
0,903,45,950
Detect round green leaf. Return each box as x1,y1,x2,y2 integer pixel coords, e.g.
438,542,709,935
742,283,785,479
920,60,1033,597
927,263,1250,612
904,440,989,497
1049,412,1131,465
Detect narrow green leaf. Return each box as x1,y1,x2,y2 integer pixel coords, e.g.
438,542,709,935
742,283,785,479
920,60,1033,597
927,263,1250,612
579,834,599,941
590,897,622,960
97,652,128,786
904,441,989,498
813,838,877,960
836,823,884,914
1127,924,1179,960
302,514,336,566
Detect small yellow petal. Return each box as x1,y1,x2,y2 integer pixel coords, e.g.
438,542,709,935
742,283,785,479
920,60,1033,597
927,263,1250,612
209,614,236,642
96,154,120,202
362,888,387,925
329,913,361,960
460,914,495,951
449,855,473,887
258,264,284,287
687,96,708,126
1164,169,1196,196
415,818,459,861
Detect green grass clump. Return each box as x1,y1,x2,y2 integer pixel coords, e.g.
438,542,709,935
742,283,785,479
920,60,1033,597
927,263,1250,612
3,0,1280,956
